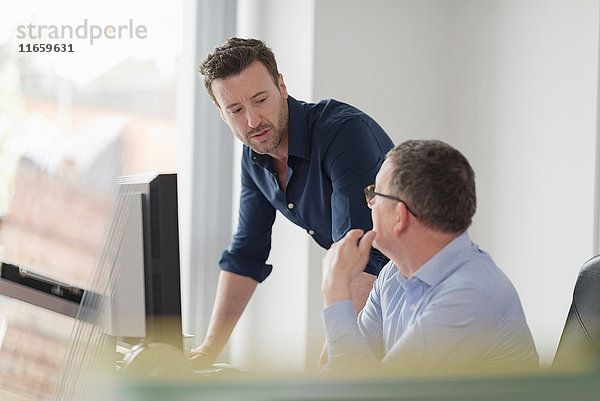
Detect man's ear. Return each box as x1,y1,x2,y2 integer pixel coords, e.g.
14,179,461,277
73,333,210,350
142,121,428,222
393,203,410,236
278,73,288,100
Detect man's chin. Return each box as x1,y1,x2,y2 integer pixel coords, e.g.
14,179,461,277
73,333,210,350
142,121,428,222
372,240,383,254
249,137,282,155
248,144,273,155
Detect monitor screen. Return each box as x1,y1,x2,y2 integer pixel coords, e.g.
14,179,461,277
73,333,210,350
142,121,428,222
52,173,184,400
116,173,183,351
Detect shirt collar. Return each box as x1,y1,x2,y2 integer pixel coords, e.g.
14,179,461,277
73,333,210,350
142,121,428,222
287,96,311,160
412,231,473,287
249,95,310,165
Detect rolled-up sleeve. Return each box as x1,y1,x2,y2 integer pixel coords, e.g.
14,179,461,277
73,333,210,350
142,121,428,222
325,117,391,275
218,157,276,283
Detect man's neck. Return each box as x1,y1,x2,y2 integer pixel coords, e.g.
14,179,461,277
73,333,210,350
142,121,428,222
269,134,289,192
268,131,289,162
271,156,287,169
268,98,290,162
391,229,461,279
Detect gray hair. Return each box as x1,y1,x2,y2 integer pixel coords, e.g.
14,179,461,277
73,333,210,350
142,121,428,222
386,140,476,233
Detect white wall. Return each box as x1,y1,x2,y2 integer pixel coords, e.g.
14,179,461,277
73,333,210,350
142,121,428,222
228,0,599,369
313,0,454,142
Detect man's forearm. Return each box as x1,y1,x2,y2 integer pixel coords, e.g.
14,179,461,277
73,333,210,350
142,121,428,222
196,270,258,360
350,271,376,313
318,271,376,370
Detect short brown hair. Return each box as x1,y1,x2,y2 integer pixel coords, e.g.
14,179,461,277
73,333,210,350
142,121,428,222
386,140,476,233
199,37,280,106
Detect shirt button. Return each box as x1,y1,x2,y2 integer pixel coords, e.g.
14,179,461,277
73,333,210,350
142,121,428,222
308,229,315,235
410,304,416,311
287,203,294,209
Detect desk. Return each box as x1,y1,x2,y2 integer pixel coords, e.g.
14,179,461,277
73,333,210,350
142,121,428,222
100,369,600,401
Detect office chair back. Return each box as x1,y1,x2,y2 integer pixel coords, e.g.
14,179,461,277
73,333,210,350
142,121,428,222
553,254,600,371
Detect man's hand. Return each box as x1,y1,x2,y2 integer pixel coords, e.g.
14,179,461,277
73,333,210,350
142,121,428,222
189,271,258,369
190,345,218,369
321,229,376,308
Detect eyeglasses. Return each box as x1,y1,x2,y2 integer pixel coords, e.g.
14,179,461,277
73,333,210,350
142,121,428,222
364,184,418,217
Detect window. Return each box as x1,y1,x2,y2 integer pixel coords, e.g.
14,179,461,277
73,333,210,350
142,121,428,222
0,1,182,399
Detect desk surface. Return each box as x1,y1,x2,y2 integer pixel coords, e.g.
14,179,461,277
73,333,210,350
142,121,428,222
96,369,600,401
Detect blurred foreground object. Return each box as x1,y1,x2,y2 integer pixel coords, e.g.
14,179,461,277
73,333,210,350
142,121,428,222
53,174,186,400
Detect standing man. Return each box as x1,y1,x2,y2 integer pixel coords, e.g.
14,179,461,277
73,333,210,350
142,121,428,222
321,140,538,373
191,37,394,367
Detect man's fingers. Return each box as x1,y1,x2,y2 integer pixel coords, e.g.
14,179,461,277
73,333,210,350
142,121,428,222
358,231,376,252
343,229,365,245
342,229,374,253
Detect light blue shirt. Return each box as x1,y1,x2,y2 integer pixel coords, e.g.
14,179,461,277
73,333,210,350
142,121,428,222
323,231,539,372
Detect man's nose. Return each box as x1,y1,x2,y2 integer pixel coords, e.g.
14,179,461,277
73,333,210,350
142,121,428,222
246,107,261,128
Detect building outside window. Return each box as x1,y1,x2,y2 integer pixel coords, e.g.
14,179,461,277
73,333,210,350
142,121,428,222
0,1,182,399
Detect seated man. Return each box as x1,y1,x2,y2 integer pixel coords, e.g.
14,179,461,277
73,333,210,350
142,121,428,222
321,140,539,374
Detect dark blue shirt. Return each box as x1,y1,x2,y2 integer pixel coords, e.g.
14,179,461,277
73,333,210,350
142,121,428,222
219,96,394,282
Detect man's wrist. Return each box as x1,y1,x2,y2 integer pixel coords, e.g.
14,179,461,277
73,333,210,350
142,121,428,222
323,282,352,308
194,339,222,359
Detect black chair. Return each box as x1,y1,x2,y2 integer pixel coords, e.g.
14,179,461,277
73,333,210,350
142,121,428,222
553,254,600,371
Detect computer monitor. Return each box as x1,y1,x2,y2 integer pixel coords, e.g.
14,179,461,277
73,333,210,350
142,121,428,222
0,173,183,352
51,173,186,400
108,173,183,351
2,173,185,399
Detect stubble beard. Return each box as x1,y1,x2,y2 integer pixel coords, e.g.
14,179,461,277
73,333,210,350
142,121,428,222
246,96,288,155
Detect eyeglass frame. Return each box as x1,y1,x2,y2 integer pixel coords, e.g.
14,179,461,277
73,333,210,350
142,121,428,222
364,184,419,217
